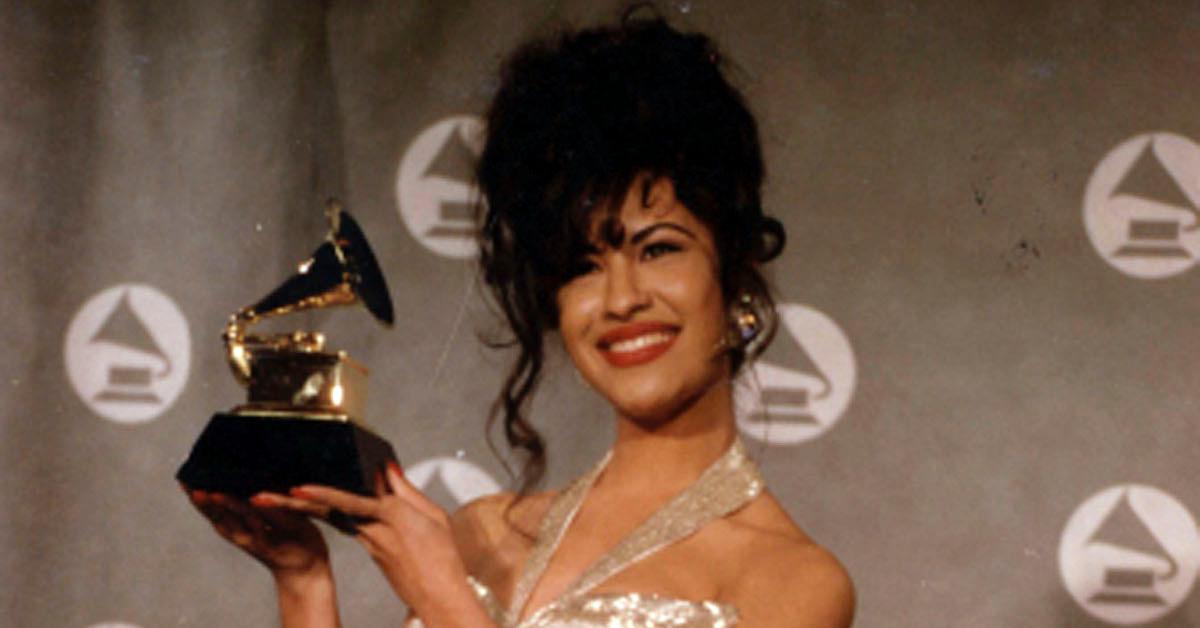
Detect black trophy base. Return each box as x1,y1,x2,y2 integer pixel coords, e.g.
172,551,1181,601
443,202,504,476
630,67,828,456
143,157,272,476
176,412,397,499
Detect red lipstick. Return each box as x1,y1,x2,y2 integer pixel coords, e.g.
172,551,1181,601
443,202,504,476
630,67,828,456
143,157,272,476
598,322,679,367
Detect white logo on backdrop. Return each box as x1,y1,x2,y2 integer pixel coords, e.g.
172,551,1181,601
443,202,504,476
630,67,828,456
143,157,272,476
406,456,501,511
1084,133,1200,279
1059,485,1200,625
735,303,856,444
64,284,190,424
396,116,486,259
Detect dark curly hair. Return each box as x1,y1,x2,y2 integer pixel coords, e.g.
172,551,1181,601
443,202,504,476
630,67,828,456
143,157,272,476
477,10,785,492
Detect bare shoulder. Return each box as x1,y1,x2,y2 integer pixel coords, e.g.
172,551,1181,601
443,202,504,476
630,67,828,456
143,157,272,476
721,492,855,628
449,491,555,582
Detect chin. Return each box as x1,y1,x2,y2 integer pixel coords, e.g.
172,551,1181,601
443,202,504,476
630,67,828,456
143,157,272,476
607,380,707,426
613,398,677,425
582,349,730,425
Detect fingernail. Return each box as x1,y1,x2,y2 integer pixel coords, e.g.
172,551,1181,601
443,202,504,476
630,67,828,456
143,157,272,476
290,487,313,499
249,494,275,507
388,461,403,477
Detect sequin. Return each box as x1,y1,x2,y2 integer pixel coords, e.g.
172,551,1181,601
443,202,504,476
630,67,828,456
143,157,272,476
408,439,761,627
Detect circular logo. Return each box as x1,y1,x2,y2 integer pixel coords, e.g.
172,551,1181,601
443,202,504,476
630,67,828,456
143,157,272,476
406,456,501,511
735,303,856,445
396,116,486,259
1083,133,1200,279
1059,484,1200,625
64,284,191,424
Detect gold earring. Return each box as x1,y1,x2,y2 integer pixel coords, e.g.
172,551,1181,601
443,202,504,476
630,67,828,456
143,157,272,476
732,294,761,344
728,293,772,357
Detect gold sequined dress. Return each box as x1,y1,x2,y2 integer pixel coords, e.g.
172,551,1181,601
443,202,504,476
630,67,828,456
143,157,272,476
408,439,763,627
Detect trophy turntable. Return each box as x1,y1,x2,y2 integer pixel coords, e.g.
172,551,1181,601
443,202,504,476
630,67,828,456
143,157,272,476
177,200,398,499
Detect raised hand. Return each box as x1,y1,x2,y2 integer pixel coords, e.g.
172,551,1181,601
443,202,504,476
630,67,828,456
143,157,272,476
184,487,343,627
183,487,330,577
288,464,494,625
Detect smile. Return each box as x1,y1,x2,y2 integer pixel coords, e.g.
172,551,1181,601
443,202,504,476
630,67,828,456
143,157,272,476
598,324,679,367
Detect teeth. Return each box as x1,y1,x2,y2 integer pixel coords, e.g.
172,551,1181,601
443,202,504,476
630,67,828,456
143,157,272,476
608,331,674,354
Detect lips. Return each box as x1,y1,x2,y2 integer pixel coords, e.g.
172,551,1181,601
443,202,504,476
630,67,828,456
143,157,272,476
598,322,679,367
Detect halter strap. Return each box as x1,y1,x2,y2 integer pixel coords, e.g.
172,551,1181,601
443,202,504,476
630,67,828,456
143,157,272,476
507,439,763,624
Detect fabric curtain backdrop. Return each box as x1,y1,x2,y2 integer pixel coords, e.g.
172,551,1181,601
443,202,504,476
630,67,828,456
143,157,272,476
2,1,1198,626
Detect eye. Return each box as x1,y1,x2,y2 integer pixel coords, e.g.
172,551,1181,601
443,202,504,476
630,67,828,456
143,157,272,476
641,241,681,260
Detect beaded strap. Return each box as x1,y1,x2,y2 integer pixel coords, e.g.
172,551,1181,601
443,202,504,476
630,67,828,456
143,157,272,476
509,440,763,625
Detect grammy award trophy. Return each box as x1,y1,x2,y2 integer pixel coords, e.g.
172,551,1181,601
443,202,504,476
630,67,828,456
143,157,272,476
177,200,398,502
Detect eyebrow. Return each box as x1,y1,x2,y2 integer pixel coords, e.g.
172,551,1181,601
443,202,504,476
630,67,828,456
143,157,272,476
629,222,699,245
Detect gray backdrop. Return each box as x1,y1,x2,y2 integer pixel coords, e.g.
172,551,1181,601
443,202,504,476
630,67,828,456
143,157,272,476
3,1,1199,626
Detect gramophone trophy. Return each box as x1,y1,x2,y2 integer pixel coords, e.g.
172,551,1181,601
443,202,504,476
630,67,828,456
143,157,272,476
177,200,398,499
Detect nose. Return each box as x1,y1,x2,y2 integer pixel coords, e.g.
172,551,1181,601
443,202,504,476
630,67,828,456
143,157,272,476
603,257,649,319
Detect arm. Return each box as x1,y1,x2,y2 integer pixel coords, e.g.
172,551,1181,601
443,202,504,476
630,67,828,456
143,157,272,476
184,489,342,628
275,563,340,628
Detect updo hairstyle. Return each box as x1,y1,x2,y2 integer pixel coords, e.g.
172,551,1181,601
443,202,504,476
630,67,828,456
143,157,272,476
476,10,785,490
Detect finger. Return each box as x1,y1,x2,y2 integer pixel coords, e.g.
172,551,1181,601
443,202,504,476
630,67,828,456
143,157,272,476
353,528,379,554
251,492,331,518
254,501,316,532
188,490,216,517
384,463,405,495
292,485,380,519
373,468,387,497
212,517,237,539
197,502,225,526
353,522,388,553
209,494,273,541
219,495,274,538
385,463,444,523
194,491,235,525
188,489,214,511
207,495,255,545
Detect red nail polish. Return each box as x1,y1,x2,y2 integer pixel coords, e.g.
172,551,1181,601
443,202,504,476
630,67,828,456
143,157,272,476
290,487,313,500
388,461,403,477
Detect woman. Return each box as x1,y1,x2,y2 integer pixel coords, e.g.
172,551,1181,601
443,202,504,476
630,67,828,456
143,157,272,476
186,13,854,627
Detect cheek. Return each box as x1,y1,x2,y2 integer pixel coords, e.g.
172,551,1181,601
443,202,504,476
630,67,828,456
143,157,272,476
665,267,725,330
556,285,599,351
555,289,578,327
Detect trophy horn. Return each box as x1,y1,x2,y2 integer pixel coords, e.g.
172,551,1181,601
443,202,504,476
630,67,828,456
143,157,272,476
223,199,395,384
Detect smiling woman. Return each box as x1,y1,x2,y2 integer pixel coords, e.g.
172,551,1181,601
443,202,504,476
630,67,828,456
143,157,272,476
555,177,730,425
184,9,853,628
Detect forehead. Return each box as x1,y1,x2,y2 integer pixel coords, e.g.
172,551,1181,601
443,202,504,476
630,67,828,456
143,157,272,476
586,178,709,245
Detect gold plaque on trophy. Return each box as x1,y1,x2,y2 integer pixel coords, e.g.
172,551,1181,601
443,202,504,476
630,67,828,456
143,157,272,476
177,200,398,500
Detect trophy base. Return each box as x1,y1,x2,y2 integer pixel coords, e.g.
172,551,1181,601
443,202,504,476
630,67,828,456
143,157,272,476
176,412,397,499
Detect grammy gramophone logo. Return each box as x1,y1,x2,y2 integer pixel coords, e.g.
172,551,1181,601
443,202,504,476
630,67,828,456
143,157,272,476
405,455,501,512
64,284,191,424
1059,485,1200,625
1084,132,1200,279
735,303,856,445
396,115,485,259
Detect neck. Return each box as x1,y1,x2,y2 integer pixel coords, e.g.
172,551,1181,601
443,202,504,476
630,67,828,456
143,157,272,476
599,378,738,497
